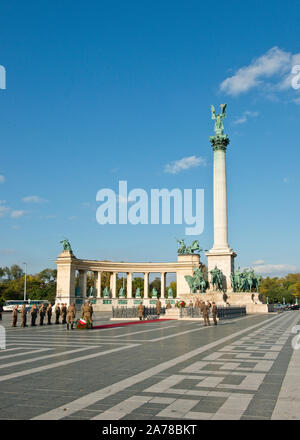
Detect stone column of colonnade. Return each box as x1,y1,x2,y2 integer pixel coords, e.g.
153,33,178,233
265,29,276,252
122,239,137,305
127,272,132,298
161,272,166,298
144,272,149,299
110,272,117,298
96,271,102,298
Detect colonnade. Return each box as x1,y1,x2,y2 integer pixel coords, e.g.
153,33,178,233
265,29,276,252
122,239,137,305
77,270,172,299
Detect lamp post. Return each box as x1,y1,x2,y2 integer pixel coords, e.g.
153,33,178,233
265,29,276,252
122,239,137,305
23,262,27,301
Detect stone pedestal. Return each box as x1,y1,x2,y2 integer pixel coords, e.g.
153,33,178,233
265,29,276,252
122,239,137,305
176,254,201,295
55,250,77,306
206,248,236,291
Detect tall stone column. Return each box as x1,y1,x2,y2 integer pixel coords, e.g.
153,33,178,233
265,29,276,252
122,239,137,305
110,272,117,298
161,272,166,298
206,104,236,291
144,272,149,299
127,272,132,298
96,271,102,298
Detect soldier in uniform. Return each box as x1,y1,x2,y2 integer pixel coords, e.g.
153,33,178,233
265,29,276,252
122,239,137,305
39,304,45,326
166,301,172,309
202,302,210,326
212,302,218,325
66,302,76,330
54,303,61,324
30,304,38,326
12,305,19,327
61,303,67,324
46,303,52,325
137,301,144,320
156,299,161,317
0,302,3,321
20,304,27,327
82,301,93,327
188,300,194,308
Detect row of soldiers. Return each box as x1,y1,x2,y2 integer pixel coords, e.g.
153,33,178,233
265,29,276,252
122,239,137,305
11,302,79,330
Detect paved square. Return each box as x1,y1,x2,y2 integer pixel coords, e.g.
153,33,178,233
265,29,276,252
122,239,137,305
0,310,299,420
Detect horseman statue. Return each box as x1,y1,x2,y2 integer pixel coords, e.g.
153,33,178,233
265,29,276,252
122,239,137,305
209,266,224,291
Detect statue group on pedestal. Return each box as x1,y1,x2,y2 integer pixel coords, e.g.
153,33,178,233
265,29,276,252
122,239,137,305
185,267,209,293
230,268,261,292
177,239,202,255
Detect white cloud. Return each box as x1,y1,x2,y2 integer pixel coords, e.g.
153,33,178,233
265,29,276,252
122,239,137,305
11,210,27,218
0,249,16,255
220,46,300,96
0,206,10,217
252,259,265,265
252,263,299,275
164,155,206,174
233,111,259,125
22,195,48,203
0,175,5,183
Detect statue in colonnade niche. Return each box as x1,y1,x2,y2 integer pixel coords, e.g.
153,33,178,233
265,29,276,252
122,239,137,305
119,287,125,297
135,288,141,298
103,287,111,297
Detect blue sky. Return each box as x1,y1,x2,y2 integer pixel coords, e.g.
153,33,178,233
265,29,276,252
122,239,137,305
0,0,299,277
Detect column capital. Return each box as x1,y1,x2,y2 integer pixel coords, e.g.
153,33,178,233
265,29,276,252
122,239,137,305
209,134,230,152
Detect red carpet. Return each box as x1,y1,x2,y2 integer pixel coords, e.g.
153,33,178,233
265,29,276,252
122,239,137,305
93,318,174,330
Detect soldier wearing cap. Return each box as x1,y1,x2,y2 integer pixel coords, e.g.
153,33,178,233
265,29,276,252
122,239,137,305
212,302,218,325
61,303,67,324
137,302,144,320
30,304,38,326
54,303,61,324
39,304,45,326
12,305,19,327
46,303,52,325
66,302,76,330
20,304,27,327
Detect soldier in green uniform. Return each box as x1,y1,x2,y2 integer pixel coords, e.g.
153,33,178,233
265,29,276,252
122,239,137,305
46,303,52,325
156,299,161,317
202,302,210,326
66,302,76,330
54,303,61,324
20,304,27,327
39,304,45,326
82,301,92,327
30,304,38,326
12,305,19,327
212,302,218,325
137,302,144,320
61,303,67,324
